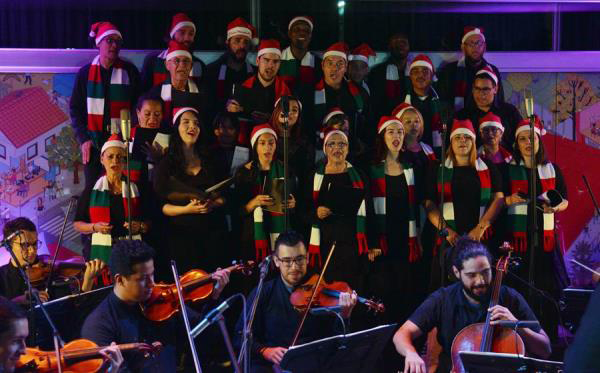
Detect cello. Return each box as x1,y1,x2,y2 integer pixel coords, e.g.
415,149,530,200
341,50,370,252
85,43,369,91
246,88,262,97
450,249,524,373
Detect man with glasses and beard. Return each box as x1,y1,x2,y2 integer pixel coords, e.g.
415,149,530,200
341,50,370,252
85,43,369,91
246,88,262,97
393,238,551,373
234,231,357,370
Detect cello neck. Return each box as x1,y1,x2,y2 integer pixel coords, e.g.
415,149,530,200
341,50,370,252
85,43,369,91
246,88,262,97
480,254,510,352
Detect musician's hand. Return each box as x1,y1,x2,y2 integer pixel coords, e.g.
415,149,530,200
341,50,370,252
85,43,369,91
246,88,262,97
99,342,124,371
446,228,458,246
211,268,230,299
339,290,357,319
25,289,49,303
226,99,243,113
368,248,382,262
286,194,296,210
82,259,106,292
403,351,427,373
94,222,113,235
262,347,288,365
489,305,517,325
506,192,527,206
317,206,332,220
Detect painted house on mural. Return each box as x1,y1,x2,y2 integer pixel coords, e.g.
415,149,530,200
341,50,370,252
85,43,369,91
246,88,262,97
0,86,68,207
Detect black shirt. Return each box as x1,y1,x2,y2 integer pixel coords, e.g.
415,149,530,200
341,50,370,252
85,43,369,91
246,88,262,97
409,282,541,373
456,101,523,149
205,52,255,117
0,262,27,300
368,59,409,119
233,75,278,123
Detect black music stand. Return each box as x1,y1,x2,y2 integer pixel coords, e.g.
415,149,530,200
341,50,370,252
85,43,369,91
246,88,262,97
459,351,564,373
279,323,397,373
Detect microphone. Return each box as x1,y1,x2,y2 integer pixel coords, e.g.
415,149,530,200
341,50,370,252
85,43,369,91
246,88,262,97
1,230,22,244
495,320,540,329
190,296,235,338
524,89,534,118
259,255,272,279
309,306,343,315
281,95,290,117
120,108,131,141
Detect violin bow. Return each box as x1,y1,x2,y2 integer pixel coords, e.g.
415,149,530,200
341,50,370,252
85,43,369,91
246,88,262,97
44,197,76,292
290,241,337,347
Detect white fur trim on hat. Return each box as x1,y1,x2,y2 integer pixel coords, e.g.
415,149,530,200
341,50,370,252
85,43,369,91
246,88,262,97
322,109,345,125
462,28,485,44
476,68,498,85
378,119,403,134
410,60,433,72
227,26,252,40
288,16,313,31
251,127,277,148
480,120,504,132
170,21,196,38
515,124,546,138
323,50,347,61
101,139,125,154
94,30,122,46
166,49,192,61
323,129,348,151
257,48,282,59
173,107,199,125
349,55,369,64
451,127,476,140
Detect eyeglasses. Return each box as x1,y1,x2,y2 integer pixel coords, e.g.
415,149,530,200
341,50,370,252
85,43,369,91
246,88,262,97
325,141,348,149
324,60,345,70
17,240,42,251
464,40,484,48
276,255,307,267
171,58,192,66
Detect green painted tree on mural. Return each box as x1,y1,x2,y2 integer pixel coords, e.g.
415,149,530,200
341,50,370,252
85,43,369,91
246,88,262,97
46,125,82,184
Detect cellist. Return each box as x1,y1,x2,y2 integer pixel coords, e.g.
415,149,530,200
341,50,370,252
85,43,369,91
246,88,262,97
393,237,550,373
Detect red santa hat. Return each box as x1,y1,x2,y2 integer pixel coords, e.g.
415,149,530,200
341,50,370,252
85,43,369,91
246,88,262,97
475,66,498,86
169,13,196,39
392,102,416,120
515,116,546,138
89,22,122,46
173,107,199,125
323,42,349,61
257,39,282,59
250,124,278,148
101,134,126,154
322,127,348,151
348,43,376,65
227,17,256,41
322,107,345,126
462,26,486,44
166,40,192,61
288,16,314,32
377,116,403,134
479,112,504,132
409,54,435,74
450,119,476,140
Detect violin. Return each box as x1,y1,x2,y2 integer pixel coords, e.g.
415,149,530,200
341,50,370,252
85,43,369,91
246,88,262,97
25,255,87,288
141,260,255,322
289,274,385,313
450,245,524,373
16,338,161,373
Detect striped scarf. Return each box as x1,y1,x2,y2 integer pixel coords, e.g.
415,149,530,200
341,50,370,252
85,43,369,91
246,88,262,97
160,79,199,124
215,61,254,102
384,63,408,100
86,55,131,148
437,157,492,236
89,175,141,263
152,49,203,87
308,161,368,267
279,47,316,90
125,127,144,183
453,57,468,110
252,160,285,261
420,142,437,161
403,92,443,150
369,161,420,262
507,161,556,253
477,145,513,164
314,79,364,125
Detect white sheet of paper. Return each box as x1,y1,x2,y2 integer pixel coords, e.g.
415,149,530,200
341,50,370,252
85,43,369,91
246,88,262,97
153,133,170,149
230,146,250,174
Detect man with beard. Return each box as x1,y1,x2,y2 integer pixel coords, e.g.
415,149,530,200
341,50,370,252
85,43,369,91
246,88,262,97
205,17,256,120
140,13,206,92
393,238,551,373
438,26,505,111
368,32,410,119
227,39,290,129
455,67,521,148
70,22,141,189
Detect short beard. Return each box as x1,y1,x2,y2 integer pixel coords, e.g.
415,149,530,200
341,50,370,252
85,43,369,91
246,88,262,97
462,283,490,303
228,48,247,62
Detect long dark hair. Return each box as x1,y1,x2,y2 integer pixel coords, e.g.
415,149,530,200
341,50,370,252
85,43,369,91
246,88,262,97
269,96,303,140
373,129,403,164
167,109,208,177
512,132,548,165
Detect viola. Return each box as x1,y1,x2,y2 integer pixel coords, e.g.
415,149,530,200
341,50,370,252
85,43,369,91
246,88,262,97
25,255,87,288
16,338,161,373
450,246,524,373
141,260,255,322
289,274,385,314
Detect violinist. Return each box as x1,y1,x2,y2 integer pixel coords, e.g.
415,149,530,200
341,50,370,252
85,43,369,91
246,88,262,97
393,238,551,373
234,231,357,371
0,217,105,305
81,239,230,372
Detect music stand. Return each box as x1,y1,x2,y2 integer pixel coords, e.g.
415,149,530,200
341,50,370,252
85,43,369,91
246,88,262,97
279,323,397,373
459,351,564,373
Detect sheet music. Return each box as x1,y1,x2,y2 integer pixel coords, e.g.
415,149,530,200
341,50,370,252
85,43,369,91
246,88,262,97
231,146,250,174
153,133,170,149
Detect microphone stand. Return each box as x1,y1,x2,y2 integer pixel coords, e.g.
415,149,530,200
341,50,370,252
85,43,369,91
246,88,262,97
282,101,290,231
582,174,600,217
527,114,538,299
438,122,449,288
121,111,133,240
2,235,64,373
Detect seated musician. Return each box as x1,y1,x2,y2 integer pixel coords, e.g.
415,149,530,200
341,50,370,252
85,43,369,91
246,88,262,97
81,239,230,372
393,237,551,373
234,230,357,371
0,217,105,305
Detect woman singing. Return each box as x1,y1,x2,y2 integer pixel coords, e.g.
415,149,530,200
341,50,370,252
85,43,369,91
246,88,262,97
392,103,437,169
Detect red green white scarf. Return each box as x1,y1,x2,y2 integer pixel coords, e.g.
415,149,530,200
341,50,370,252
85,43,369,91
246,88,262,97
453,56,468,110
86,55,132,148
314,78,364,125
89,175,141,263
385,63,408,100
403,92,443,150
216,61,254,102
279,47,316,90
420,142,437,161
152,49,203,87
160,79,199,124
477,145,513,164
308,161,368,267
369,161,420,262
507,161,556,253
252,160,285,261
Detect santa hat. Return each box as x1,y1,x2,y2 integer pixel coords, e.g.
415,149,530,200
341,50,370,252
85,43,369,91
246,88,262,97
274,96,303,111
462,26,486,45
348,43,376,65
515,116,546,138
166,40,192,61
227,17,256,42
173,107,199,125
450,119,476,140
475,66,498,86
323,42,349,61
322,107,345,125
169,13,196,39
392,102,416,120
322,127,348,151
257,39,281,59
409,54,435,74
378,116,403,134
89,22,122,46
479,112,504,132
101,134,126,154
288,16,314,32
250,124,278,148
